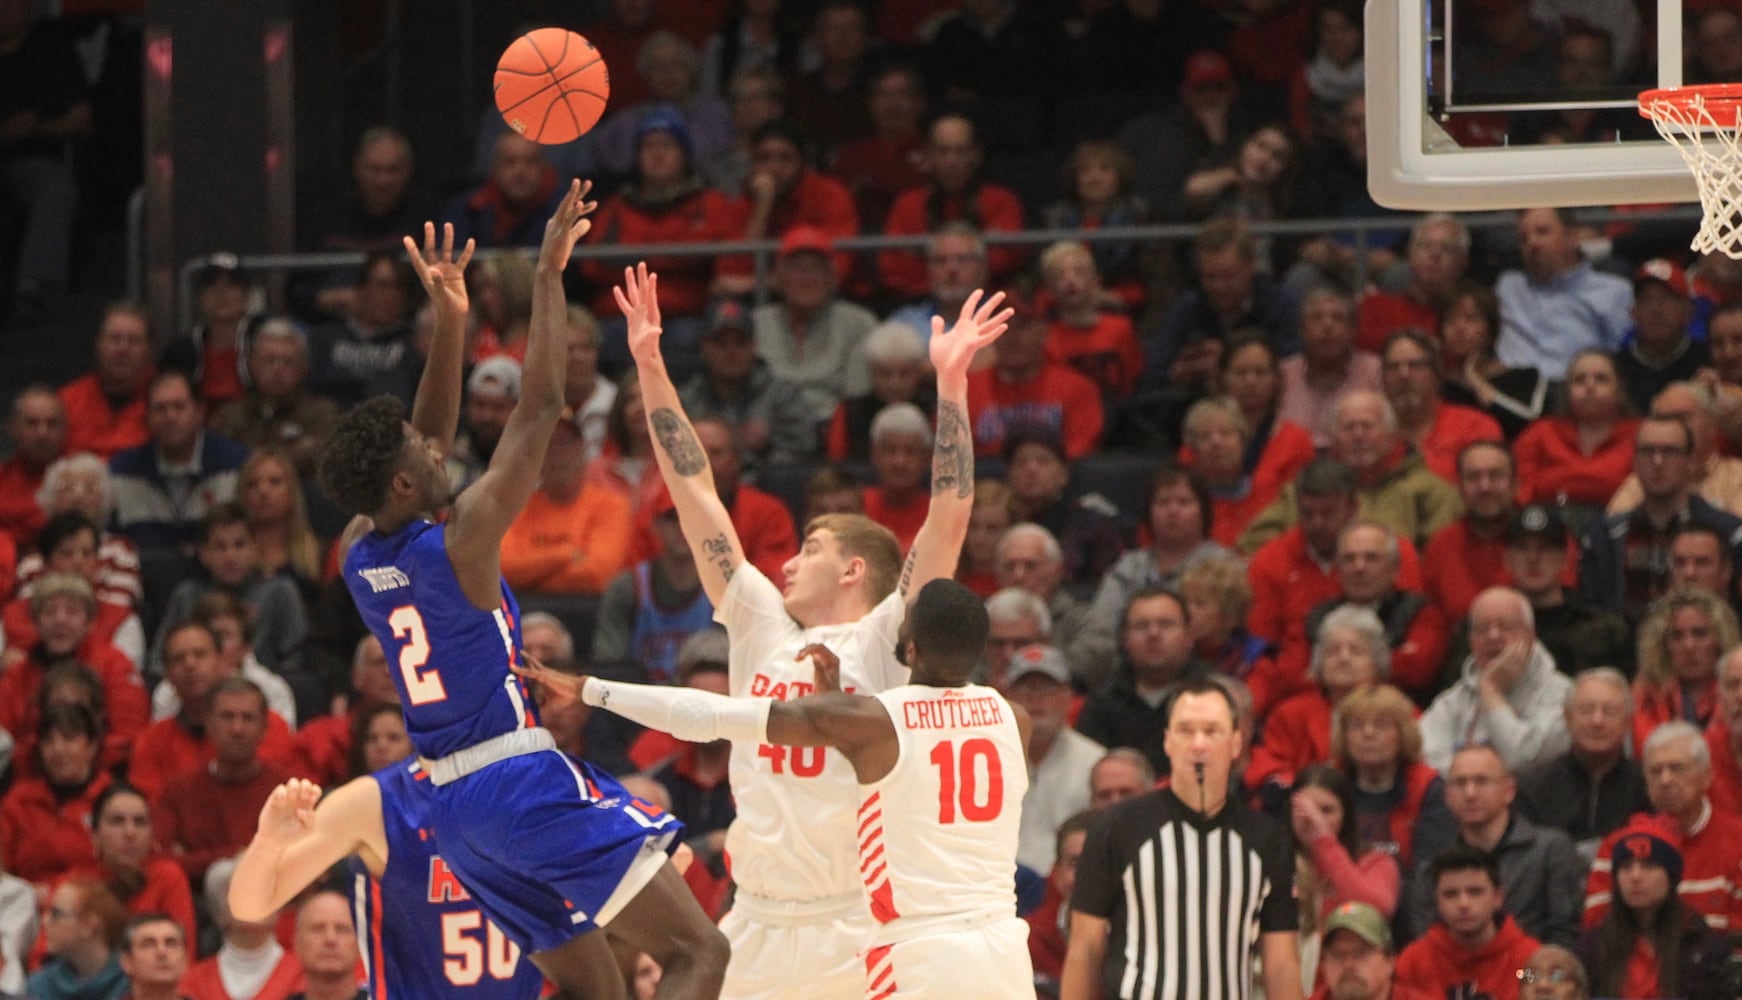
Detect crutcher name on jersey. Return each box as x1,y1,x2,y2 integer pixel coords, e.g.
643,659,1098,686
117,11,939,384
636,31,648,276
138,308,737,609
359,566,411,593
902,696,1004,730
426,857,472,903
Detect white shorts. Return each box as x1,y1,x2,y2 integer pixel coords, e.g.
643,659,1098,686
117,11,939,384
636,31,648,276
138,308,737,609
719,903,871,1000
864,918,1035,999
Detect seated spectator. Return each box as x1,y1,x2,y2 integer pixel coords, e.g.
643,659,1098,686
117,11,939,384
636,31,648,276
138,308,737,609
1402,745,1585,946
161,255,261,410
596,32,733,179
1632,587,1734,751
825,322,934,463
181,859,303,1000
1088,748,1155,810
1668,522,1736,603
130,621,296,800
802,466,864,522
0,385,65,549
996,524,1096,681
830,62,926,232
1290,765,1402,985
1180,397,1290,548
1609,381,1742,518
1277,288,1382,448
1074,588,1210,776
1291,96,1407,294
1002,425,1130,596
1039,142,1149,313
1308,901,1434,1000
582,371,665,517
468,252,532,364
580,106,743,335
148,503,307,682
1516,668,1651,860
210,320,343,478
563,306,615,466
983,587,1051,693
1577,816,1731,1000
1209,334,1318,491
29,879,127,1000
305,252,420,408
18,455,142,610
1711,648,1742,816
704,65,789,195
442,356,519,495
1085,469,1229,642
1357,215,1467,354
1176,554,1283,715
290,636,396,787
1423,442,1522,624
647,644,735,873
154,678,291,886
1579,416,1742,622
1243,391,1462,553
1279,522,1448,700
347,700,412,780
1439,283,1549,441
287,891,361,1000
116,913,191,1000
1381,331,1502,485
859,404,930,552
1420,588,1573,770
1332,684,1450,872
21,665,120,779
966,303,1105,460
441,132,567,250
879,114,1025,300
291,125,427,323
1179,126,1301,260
956,481,1015,598
593,494,713,684
0,705,111,887
677,299,818,473
753,227,876,424
1503,505,1632,676
1025,810,1092,991
109,371,248,558
783,1,873,152
5,514,145,663
151,592,297,728
1515,349,1638,519
1252,606,1389,792
236,448,323,602
883,222,990,349
725,120,858,296
1038,242,1141,397
1008,645,1103,874
70,786,196,952
1621,261,1710,416
59,303,154,460
1395,847,1545,996
1496,208,1633,381
500,420,633,596
628,417,797,582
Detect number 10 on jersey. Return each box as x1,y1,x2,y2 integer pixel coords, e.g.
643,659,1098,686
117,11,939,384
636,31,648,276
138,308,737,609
930,738,1004,824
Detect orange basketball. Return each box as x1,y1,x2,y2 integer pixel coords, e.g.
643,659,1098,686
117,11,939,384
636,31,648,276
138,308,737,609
494,28,610,145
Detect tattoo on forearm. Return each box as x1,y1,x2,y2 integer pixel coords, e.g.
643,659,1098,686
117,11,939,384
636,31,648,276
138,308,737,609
650,408,708,476
899,549,916,594
702,532,736,582
931,400,973,499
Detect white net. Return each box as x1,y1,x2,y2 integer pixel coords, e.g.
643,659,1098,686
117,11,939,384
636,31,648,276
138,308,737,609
1643,89,1742,259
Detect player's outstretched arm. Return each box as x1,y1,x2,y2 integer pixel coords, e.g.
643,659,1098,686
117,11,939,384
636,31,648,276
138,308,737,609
618,263,744,605
231,777,385,922
448,180,596,605
404,221,476,456
900,290,1012,599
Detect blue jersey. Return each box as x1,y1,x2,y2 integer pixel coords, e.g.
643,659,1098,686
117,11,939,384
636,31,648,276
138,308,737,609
345,521,539,758
352,760,544,1000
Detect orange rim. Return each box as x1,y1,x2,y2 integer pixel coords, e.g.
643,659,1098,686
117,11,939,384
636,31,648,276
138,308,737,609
1639,84,1742,119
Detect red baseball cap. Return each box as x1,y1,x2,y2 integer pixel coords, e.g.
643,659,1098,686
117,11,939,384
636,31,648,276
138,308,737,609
1634,258,1690,297
778,225,835,260
1182,51,1234,89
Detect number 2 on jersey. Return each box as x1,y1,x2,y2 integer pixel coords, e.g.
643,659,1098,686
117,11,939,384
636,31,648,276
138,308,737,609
389,605,448,705
929,737,1004,824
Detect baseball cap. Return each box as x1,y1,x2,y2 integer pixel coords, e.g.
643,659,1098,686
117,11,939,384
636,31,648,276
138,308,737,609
778,225,835,260
1506,504,1567,547
707,298,752,335
1006,644,1071,686
467,356,522,400
196,252,250,289
1633,258,1690,297
1322,902,1391,951
1002,423,1068,465
1181,51,1234,89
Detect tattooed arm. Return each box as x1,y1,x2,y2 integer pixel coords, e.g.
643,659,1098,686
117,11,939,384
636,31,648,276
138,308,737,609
617,264,745,605
900,291,1013,600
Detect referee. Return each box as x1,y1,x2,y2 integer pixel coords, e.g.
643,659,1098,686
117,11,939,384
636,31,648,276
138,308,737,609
1061,675,1301,1000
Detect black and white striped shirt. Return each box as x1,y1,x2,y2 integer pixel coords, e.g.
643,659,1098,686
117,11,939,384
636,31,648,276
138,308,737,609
1072,788,1297,1000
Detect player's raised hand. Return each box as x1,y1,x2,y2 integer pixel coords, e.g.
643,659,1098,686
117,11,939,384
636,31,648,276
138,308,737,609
613,262,664,363
930,289,1013,380
797,642,842,694
403,222,476,317
256,779,321,845
511,652,584,710
537,178,598,273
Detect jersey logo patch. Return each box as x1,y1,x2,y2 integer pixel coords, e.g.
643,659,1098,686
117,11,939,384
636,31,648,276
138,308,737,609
426,857,472,903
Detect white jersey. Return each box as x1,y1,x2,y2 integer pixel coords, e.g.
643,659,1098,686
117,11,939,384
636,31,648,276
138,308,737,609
716,565,909,903
860,683,1027,942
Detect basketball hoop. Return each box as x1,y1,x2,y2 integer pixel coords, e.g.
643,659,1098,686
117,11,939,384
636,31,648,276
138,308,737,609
1641,84,1742,259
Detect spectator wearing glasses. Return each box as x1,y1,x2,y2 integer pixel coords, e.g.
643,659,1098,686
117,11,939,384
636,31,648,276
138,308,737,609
1608,382,1742,518
1516,945,1589,1000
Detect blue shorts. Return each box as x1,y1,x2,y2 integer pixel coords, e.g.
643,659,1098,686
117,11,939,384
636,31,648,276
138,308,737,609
427,749,684,954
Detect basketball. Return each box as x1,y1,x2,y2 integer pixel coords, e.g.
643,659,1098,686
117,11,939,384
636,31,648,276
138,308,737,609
493,28,610,145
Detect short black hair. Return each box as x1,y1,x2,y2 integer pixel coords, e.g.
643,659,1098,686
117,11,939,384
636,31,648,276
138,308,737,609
909,579,989,683
318,395,409,517
39,701,100,744
1146,466,1213,538
162,618,220,656
121,912,185,953
198,500,251,544
1428,844,1502,892
1455,439,1513,478
1118,585,1188,636
37,510,99,557
1670,521,1732,563
1163,674,1239,729
1297,457,1357,498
